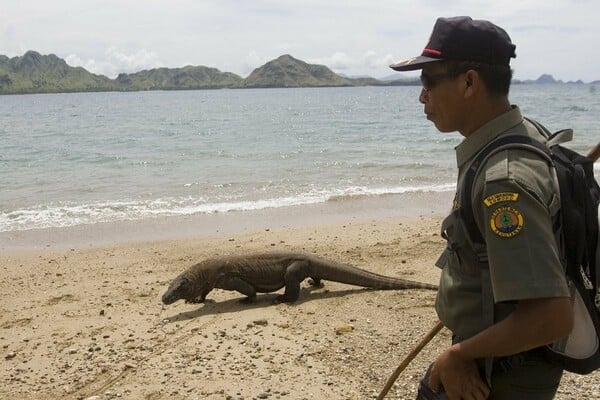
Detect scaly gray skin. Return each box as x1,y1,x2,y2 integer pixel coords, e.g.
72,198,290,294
162,252,438,304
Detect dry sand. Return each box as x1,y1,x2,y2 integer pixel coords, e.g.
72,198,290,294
1,196,598,399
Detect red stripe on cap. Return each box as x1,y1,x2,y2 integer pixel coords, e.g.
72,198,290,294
423,48,442,56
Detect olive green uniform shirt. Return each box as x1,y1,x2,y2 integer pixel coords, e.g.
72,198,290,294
435,106,570,339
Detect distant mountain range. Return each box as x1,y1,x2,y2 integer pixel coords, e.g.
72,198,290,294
0,51,597,95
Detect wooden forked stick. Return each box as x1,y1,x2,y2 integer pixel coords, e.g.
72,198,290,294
377,320,444,400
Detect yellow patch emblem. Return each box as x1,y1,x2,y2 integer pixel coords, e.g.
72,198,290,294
484,192,519,207
490,206,524,238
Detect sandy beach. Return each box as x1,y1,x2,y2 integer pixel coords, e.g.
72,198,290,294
1,194,598,399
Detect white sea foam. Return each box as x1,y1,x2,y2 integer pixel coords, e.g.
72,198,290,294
0,184,455,232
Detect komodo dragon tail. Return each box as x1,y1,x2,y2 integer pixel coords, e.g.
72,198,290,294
307,255,438,290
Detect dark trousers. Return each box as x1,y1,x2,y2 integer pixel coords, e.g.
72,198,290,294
417,351,563,400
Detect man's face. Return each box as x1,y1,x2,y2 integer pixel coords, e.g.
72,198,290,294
418,63,466,134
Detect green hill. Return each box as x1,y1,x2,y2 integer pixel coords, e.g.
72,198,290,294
0,51,243,94
0,50,117,94
116,65,243,90
242,54,353,88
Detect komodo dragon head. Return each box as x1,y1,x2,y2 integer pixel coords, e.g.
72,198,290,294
161,275,194,305
162,264,216,305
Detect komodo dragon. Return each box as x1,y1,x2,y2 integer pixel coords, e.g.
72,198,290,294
162,252,438,304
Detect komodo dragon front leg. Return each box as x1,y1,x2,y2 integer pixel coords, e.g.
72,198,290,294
216,276,258,303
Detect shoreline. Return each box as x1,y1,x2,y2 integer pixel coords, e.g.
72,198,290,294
0,190,453,252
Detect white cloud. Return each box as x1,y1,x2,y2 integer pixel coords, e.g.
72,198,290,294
307,51,396,77
363,51,395,70
65,47,163,78
241,52,273,76
312,52,353,70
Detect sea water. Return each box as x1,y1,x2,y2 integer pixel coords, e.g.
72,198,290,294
1,84,598,232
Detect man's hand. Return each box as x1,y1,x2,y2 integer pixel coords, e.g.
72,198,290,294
428,345,490,400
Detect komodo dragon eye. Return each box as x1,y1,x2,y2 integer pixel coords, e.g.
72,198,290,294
175,278,191,293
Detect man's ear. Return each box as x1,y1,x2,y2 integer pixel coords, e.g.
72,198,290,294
463,69,478,98
465,70,477,87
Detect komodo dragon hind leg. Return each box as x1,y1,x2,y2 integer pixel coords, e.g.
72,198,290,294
277,260,310,303
219,277,258,303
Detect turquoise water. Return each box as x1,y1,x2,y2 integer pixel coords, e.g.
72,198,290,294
1,84,598,231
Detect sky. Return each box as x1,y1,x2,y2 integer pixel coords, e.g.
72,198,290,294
1,1,598,82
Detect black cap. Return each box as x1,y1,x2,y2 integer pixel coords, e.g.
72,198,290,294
390,16,516,71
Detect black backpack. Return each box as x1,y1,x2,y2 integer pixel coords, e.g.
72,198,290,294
460,118,600,374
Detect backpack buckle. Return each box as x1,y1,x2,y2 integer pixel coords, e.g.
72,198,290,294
580,266,594,290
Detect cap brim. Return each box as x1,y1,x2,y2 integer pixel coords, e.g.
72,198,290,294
389,55,442,71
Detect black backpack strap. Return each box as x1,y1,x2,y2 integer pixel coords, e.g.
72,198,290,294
524,117,551,138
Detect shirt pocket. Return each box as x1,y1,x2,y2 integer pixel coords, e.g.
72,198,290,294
436,210,479,275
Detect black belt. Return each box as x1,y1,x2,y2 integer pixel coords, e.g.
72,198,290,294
493,346,547,373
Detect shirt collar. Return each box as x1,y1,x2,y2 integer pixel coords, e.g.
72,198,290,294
455,106,523,169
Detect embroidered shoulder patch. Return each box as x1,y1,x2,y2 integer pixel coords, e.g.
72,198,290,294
490,206,524,238
484,192,519,207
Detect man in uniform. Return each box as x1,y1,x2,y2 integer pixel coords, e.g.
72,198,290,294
389,16,574,399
